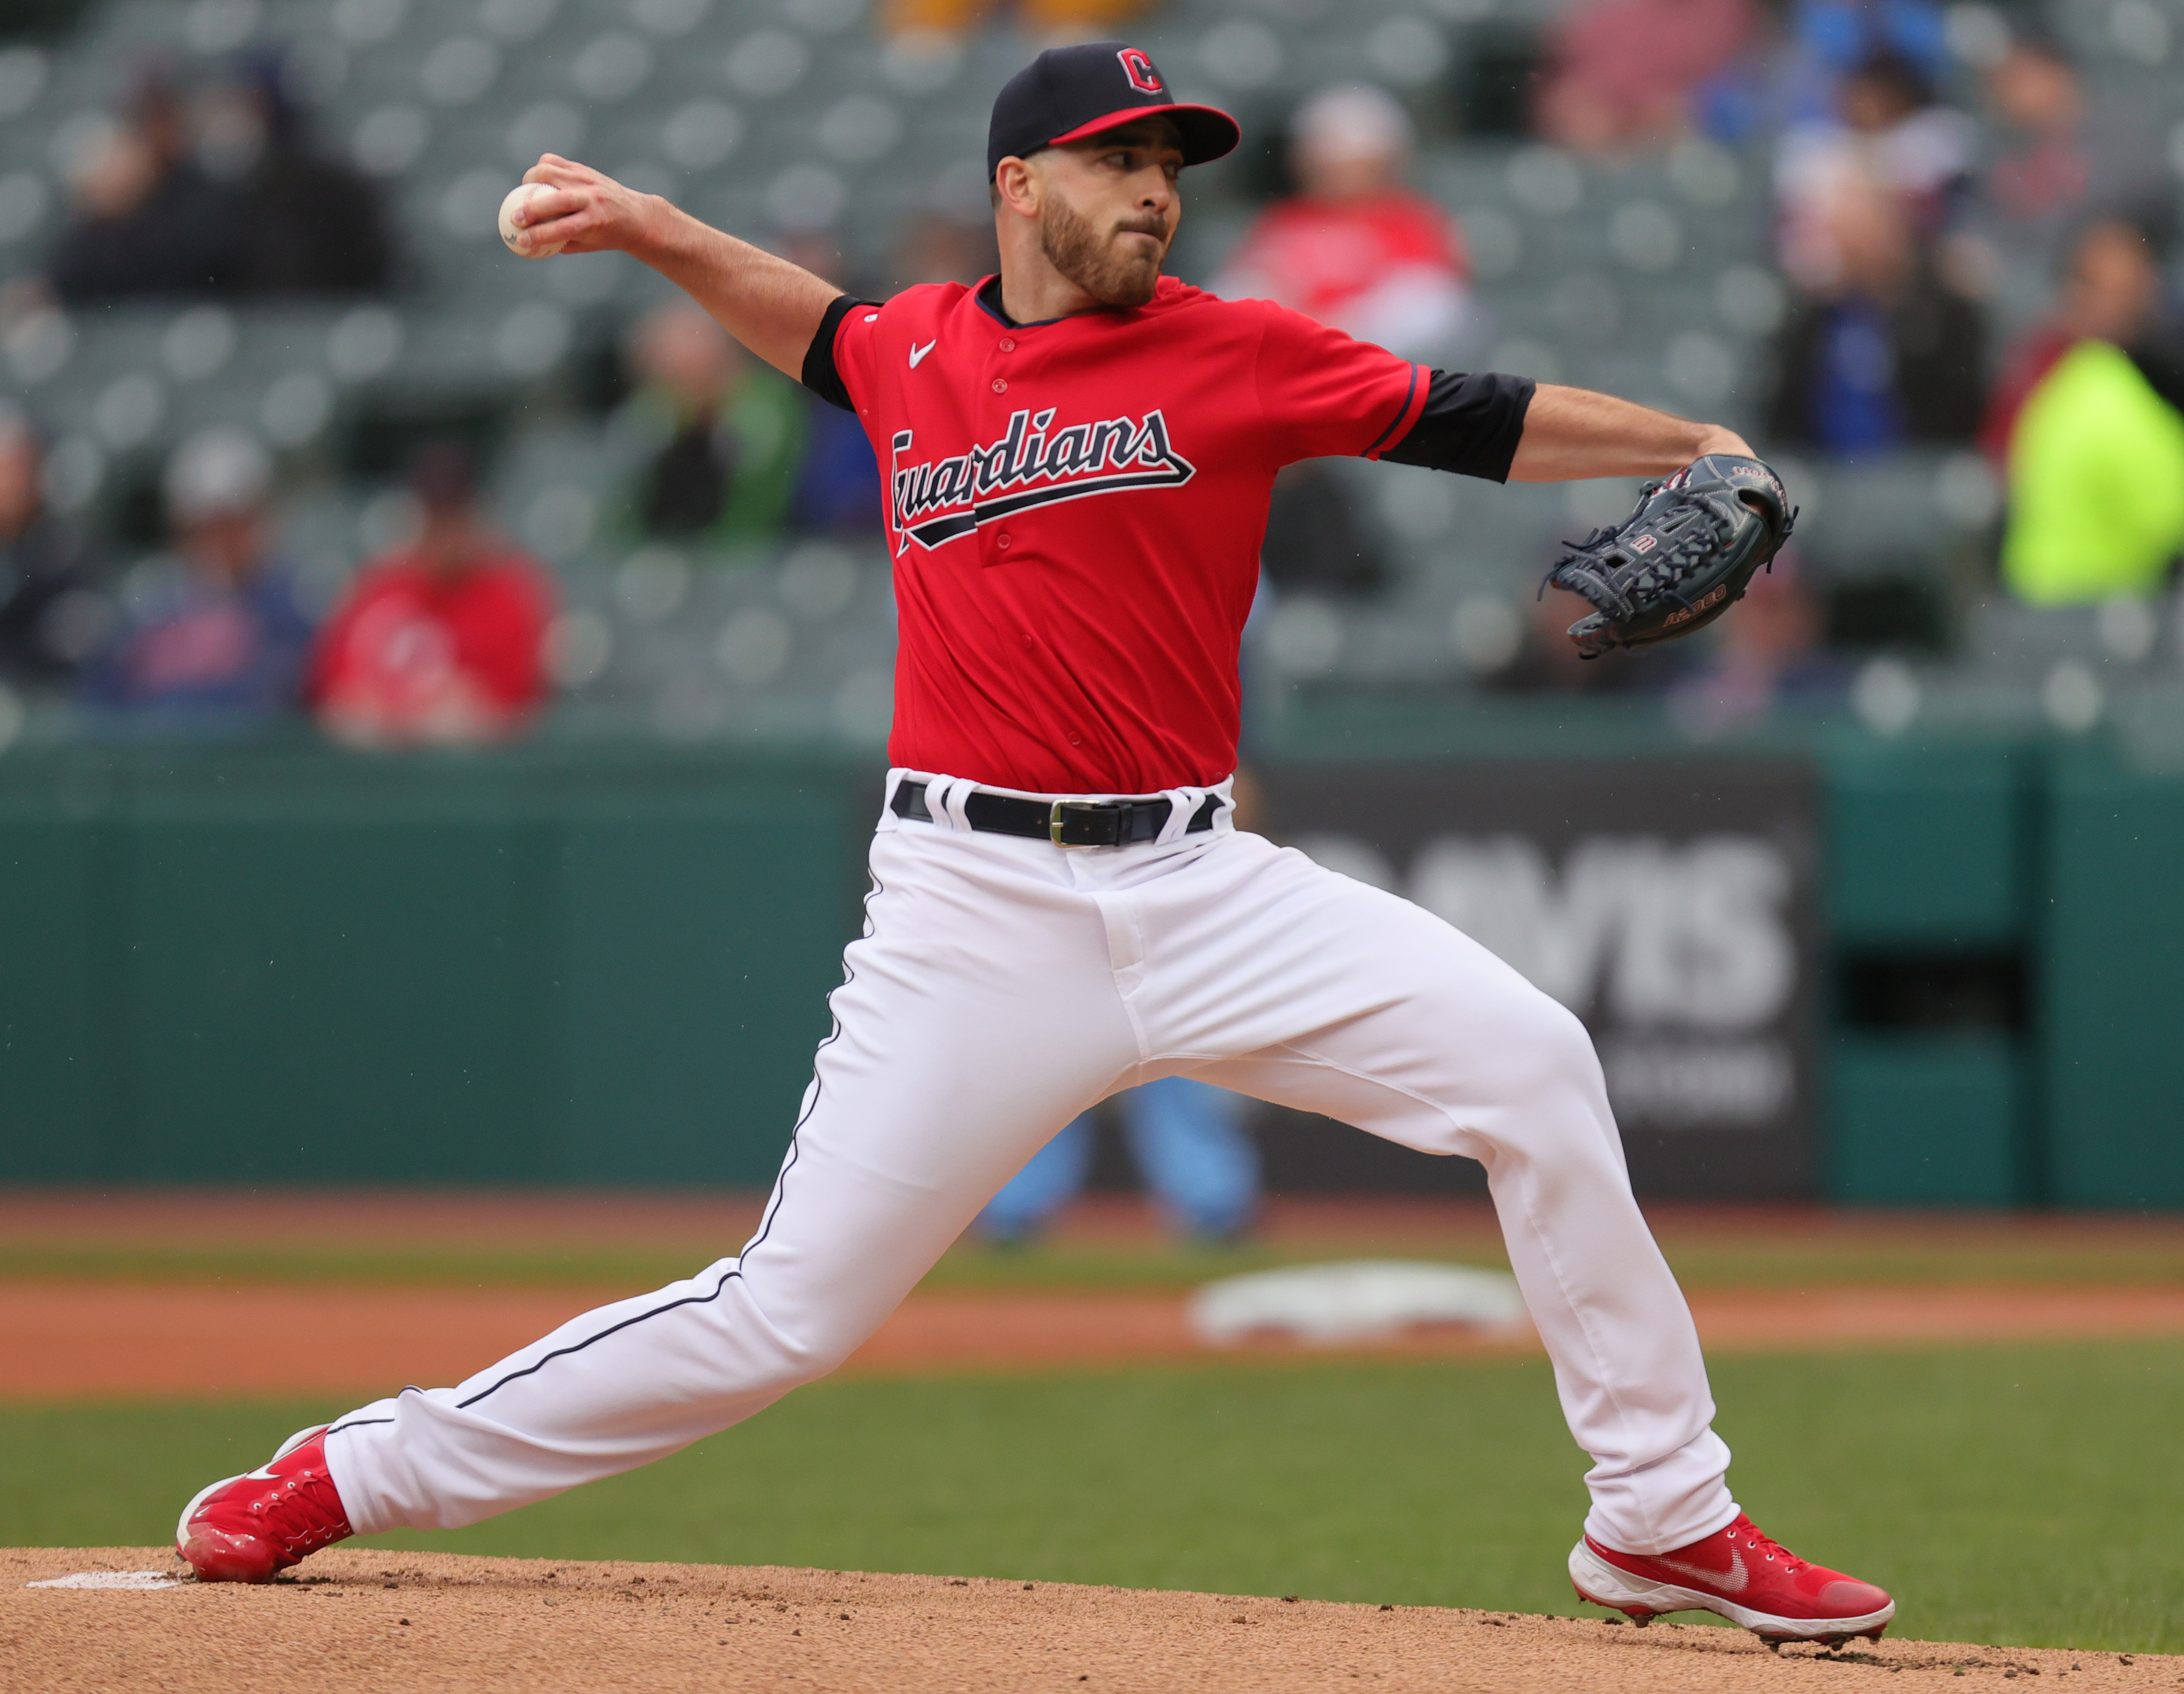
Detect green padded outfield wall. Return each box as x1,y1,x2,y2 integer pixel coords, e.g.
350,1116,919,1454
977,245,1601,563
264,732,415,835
2044,747,2184,1208
6,729,2182,1203
1819,740,2034,1206
0,743,873,1187
1820,741,2029,950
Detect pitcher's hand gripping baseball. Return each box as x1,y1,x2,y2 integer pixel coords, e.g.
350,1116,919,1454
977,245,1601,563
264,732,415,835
1542,454,1795,657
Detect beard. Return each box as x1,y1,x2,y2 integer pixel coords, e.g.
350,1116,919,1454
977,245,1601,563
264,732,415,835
1040,190,1170,307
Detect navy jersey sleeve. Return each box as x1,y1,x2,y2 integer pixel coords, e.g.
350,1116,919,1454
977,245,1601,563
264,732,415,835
800,295,880,413
1380,370,1536,483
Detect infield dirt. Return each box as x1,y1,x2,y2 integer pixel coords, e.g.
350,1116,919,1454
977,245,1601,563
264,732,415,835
4,1547,2171,1693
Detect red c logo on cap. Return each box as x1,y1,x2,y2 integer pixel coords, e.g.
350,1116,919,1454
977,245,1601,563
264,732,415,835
1119,48,1162,95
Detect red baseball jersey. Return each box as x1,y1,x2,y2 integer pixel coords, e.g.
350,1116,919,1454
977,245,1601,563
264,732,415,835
814,274,1502,794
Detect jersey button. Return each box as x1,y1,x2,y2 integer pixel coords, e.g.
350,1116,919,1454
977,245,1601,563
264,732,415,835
991,377,1007,393
994,532,1012,550
998,338,1015,353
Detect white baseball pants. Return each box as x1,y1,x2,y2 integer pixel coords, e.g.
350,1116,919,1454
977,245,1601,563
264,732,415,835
326,770,1737,1557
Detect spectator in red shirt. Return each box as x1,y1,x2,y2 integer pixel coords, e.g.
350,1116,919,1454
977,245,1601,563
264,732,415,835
1212,83,1478,367
1213,84,1478,599
309,445,555,746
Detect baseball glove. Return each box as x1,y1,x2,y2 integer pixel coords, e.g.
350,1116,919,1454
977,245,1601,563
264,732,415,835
1541,453,1795,657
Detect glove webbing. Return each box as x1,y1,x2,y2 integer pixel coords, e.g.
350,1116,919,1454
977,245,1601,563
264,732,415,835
1543,485,1749,625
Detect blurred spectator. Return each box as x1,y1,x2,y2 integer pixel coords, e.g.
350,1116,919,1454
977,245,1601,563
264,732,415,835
620,301,805,545
977,1078,1260,1245
1975,33,2169,288
84,428,315,716
46,65,241,302
1665,552,1846,732
0,410,108,693
1215,85,1479,365
1980,219,2182,464
1258,466,1384,598
2000,338,2184,607
43,52,388,303
1791,0,1946,80
1490,578,1653,695
1775,50,1975,289
893,212,997,292
309,446,556,746
1534,0,1758,154
1218,84,1484,599
1995,225,2184,607
791,406,883,537
218,47,393,295
1764,172,1985,454
777,225,965,539
1699,0,1949,148
880,0,1150,39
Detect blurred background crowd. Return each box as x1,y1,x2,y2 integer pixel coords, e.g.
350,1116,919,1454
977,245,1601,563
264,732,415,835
0,0,2181,752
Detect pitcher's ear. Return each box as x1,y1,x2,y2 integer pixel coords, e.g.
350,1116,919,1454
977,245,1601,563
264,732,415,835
993,154,1043,218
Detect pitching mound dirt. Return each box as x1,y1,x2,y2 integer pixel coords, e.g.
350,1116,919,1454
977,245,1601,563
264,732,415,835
3,1549,2169,1693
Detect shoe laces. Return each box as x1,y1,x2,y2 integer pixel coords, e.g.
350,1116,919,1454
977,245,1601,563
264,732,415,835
240,1463,346,1555
1729,1520,1806,1575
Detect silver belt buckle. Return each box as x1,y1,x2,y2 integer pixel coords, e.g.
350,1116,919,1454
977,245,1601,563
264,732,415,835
1049,800,1101,847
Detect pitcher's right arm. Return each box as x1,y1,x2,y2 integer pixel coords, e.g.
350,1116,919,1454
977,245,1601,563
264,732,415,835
507,154,839,382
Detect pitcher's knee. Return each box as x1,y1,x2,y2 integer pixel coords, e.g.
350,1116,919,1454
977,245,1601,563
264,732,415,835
1465,987,1616,1139
697,1283,873,1396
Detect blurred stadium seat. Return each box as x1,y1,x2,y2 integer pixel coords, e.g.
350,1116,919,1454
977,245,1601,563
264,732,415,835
0,0,2180,737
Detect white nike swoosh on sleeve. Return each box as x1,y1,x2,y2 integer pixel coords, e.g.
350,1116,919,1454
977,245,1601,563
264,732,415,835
908,340,936,368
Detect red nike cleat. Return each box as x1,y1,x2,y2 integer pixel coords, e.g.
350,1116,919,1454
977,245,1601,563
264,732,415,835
176,1425,353,1583
1569,1512,1895,1645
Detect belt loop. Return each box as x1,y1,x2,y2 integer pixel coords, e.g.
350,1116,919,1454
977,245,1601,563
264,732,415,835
924,774,972,831
1153,785,1202,846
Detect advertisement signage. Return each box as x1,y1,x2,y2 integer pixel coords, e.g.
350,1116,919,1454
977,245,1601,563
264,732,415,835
1262,758,1818,1198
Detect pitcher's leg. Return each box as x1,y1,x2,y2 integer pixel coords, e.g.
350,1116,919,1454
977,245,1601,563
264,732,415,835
1155,844,1731,1554
328,832,1139,1534
327,1129,1011,1534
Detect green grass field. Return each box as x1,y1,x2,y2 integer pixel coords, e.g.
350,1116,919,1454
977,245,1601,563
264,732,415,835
8,1343,2180,1654
4,1225,2180,1295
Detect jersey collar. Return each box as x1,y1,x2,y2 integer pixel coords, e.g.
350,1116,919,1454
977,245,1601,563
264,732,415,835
974,272,1174,331
976,273,1041,329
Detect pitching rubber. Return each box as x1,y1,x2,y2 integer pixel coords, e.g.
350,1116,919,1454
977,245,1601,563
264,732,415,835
1567,1538,1896,1643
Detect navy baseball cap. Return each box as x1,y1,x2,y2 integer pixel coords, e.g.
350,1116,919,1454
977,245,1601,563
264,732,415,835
987,42,1240,180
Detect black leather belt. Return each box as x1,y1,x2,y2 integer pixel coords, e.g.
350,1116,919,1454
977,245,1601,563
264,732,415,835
891,780,1220,848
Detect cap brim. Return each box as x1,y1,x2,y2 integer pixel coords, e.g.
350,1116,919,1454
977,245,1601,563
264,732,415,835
1044,102,1241,167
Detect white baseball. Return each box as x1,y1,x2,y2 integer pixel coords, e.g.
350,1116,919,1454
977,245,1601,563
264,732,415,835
498,183,564,258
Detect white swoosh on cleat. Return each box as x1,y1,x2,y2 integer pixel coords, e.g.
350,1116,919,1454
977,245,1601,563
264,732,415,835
1651,1545,1746,1593
908,340,936,368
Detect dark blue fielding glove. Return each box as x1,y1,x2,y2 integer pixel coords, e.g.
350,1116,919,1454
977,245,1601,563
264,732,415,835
1542,454,1796,657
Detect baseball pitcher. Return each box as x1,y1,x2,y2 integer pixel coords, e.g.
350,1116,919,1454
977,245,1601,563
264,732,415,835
176,43,1878,1646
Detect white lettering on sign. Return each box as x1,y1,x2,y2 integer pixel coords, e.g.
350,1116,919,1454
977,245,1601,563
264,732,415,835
1297,831,1800,1129
1400,834,1794,1030
1600,1037,1794,1127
